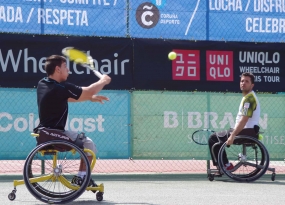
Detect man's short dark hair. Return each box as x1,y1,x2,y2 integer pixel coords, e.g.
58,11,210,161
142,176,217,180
241,72,255,84
45,55,66,76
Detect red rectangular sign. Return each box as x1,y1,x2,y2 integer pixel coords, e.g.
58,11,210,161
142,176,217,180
206,51,234,81
172,49,200,80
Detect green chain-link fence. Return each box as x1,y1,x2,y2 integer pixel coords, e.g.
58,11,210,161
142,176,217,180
0,88,284,174
1,0,284,175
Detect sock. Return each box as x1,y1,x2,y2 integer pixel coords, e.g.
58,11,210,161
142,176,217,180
78,171,86,178
225,163,231,167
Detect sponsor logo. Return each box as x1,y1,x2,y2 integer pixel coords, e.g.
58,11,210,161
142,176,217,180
238,51,281,83
0,48,130,76
136,2,160,29
151,0,166,8
244,102,250,108
172,49,200,80
0,112,105,133
163,111,268,130
206,51,234,81
49,132,70,141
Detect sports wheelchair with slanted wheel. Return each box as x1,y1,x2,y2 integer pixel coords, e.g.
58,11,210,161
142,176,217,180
8,132,104,204
207,135,276,182
192,129,276,182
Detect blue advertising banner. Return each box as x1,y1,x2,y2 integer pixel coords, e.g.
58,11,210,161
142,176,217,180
208,0,285,42
0,0,284,42
0,88,130,160
129,0,285,42
0,34,133,89
0,0,126,37
129,0,207,40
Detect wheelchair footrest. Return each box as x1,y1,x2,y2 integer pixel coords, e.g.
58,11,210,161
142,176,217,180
207,168,223,176
267,167,275,173
86,183,104,192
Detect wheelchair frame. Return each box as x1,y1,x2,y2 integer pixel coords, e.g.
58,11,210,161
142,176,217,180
8,133,104,204
207,135,276,182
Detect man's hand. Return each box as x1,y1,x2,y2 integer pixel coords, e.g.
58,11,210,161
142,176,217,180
226,135,235,145
90,95,109,104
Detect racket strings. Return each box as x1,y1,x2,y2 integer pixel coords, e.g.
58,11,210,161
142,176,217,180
64,48,89,64
192,130,214,145
62,47,102,79
69,53,88,64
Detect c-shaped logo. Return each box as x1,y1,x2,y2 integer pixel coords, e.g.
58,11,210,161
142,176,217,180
136,2,160,29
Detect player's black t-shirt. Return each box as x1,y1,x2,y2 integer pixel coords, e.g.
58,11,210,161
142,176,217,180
34,77,82,132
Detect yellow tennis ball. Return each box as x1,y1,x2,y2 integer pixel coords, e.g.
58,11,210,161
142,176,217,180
258,134,263,140
168,51,177,60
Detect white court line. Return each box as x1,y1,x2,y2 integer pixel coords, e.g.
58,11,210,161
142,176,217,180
185,0,201,36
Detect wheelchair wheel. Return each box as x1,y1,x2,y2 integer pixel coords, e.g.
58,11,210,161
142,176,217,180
23,140,91,204
218,136,269,182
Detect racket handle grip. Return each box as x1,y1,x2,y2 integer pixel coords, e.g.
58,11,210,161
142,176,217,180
93,70,103,79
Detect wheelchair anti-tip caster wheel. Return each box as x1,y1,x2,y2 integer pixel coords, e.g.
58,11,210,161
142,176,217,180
271,173,276,181
208,174,214,181
96,192,103,201
8,192,16,201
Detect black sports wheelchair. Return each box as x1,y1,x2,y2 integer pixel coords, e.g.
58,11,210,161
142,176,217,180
192,127,276,182
8,128,104,204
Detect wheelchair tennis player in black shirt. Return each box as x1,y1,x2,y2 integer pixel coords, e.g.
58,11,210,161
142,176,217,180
34,55,111,187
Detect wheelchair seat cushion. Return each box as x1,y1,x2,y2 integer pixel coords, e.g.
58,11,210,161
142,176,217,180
36,128,83,151
233,127,259,145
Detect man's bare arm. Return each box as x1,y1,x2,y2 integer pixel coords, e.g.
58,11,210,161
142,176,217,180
226,116,249,145
68,75,111,102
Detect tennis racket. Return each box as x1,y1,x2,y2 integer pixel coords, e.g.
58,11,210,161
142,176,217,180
62,47,103,79
192,129,215,145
